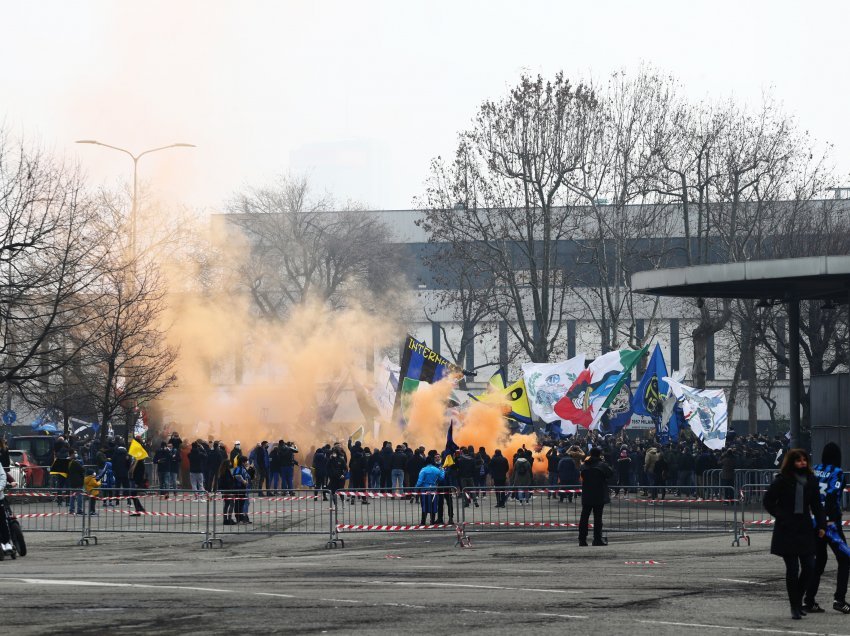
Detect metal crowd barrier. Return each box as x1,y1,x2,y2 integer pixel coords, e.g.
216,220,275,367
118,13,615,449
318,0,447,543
332,488,464,546
9,487,334,548
735,470,777,494
7,484,744,550
457,486,738,543
6,488,89,543
207,489,335,548
701,469,722,495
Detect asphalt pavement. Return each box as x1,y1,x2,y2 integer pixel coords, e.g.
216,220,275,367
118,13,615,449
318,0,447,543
3,527,850,635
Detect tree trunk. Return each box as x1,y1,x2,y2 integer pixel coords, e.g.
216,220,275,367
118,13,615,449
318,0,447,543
747,333,759,435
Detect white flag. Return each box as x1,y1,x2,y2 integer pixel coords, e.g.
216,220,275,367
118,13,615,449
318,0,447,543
664,377,729,450
522,355,586,427
373,356,400,421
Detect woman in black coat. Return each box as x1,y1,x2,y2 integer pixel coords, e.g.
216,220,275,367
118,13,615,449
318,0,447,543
763,448,826,620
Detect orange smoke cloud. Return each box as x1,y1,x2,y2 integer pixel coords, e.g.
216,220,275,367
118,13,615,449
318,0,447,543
404,376,458,452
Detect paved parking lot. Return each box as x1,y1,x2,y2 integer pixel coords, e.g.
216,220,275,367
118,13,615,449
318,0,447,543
3,526,850,635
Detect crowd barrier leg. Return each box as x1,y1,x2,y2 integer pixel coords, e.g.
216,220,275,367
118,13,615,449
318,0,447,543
202,496,222,549
326,493,344,549
734,486,752,547
78,494,97,546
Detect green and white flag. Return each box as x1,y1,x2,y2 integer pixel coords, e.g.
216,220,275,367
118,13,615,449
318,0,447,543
554,347,648,430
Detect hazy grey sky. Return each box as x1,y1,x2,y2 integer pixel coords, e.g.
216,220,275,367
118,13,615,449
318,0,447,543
1,0,847,212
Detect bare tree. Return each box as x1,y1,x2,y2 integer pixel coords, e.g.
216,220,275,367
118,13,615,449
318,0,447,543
421,242,498,385
418,74,598,362
650,97,817,387
69,260,178,443
0,130,112,407
226,175,404,319
566,70,681,353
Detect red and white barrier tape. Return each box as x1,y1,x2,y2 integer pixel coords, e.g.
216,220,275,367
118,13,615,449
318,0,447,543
745,519,850,527
463,521,584,528
335,490,452,498
336,523,455,531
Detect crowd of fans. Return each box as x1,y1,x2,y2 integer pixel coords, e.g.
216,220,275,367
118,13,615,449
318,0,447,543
4,428,791,524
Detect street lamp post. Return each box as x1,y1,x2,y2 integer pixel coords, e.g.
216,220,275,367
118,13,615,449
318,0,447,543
76,140,194,442
75,140,195,261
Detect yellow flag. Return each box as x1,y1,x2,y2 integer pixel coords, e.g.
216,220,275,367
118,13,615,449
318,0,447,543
442,453,455,468
128,439,149,461
350,425,364,444
475,370,533,427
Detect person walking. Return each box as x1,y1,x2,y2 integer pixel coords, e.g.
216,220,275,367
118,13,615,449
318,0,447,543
805,442,850,614
127,453,147,516
578,447,613,547
763,448,826,620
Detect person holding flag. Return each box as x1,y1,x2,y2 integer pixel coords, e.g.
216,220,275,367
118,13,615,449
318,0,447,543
805,442,850,614
127,437,148,516
763,449,826,620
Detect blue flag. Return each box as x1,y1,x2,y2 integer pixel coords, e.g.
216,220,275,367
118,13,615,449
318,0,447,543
600,380,633,434
667,404,686,443
445,420,459,455
632,344,669,418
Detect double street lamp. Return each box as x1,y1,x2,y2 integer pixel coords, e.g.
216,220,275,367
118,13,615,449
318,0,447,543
75,140,195,261
75,139,195,442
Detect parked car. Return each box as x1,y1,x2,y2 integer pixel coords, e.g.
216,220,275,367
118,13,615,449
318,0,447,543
8,449,47,488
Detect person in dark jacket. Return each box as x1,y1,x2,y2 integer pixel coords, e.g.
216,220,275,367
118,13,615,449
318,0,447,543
805,442,850,614
614,449,632,497
326,448,348,505
558,449,580,503
188,441,207,498
489,450,510,507
578,447,613,546
379,442,394,489
390,445,408,493
457,446,480,507
67,450,86,514
367,447,382,489
763,448,826,620
278,441,299,495
476,447,490,492
153,442,170,497
313,445,329,498
213,458,237,525
248,442,270,496
651,451,668,501
406,448,426,503
204,441,221,491
348,441,369,504
111,446,132,500
127,454,147,515
546,446,560,498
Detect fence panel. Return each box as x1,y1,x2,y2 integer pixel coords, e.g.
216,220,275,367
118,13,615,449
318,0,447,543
84,488,207,540
460,486,738,539
208,489,333,546
332,488,462,545
7,488,88,536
